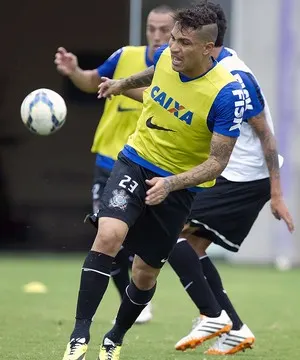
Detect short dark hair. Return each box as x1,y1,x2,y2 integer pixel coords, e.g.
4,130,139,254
174,3,217,34
198,1,228,46
151,5,174,14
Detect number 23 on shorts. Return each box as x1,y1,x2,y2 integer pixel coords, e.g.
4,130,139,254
118,175,139,193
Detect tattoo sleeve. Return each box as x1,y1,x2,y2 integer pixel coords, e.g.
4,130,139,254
248,110,282,196
122,66,155,91
165,133,237,191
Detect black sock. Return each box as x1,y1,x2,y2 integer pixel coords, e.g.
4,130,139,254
71,251,114,342
111,248,131,300
104,280,156,344
168,240,222,317
201,255,243,330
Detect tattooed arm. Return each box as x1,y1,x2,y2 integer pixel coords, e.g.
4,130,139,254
166,133,236,190
248,110,294,232
97,66,154,99
122,66,155,89
248,110,281,196
145,133,237,203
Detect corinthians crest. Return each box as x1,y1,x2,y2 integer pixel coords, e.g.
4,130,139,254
109,189,129,210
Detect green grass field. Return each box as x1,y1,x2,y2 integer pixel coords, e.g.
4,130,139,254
1,253,300,360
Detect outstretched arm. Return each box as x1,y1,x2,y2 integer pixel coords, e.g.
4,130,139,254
55,47,101,93
249,111,294,232
122,66,155,89
123,87,147,103
98,66,154,99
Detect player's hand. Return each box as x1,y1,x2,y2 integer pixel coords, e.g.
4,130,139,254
145,177,171,205
54,47,78,76
98,77,124,100
270,195,295,233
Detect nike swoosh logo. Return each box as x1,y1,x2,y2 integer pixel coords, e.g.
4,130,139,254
117,104,139,112
146,117,175,132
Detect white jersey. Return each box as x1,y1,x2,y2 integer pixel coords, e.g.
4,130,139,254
218,47,283,182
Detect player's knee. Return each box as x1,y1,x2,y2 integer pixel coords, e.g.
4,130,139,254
197,247,207,257
131,256,159,290
180,222,197,238
91,217,129,256
187,234,211,257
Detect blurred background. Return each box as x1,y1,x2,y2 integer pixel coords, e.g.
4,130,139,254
0,0,299,266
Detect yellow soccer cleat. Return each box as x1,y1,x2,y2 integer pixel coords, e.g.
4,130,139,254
62,338,88,360
98,337,122,360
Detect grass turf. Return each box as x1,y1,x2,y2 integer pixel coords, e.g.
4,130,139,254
1,253,299,360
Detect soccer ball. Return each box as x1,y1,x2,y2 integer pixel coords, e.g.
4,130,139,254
20,88,67,135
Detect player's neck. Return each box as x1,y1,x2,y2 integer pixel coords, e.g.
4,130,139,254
183,57,214,78
211,47,222,60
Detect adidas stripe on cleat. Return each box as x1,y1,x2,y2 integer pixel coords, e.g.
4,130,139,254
175,310,232,351
205,324,255,355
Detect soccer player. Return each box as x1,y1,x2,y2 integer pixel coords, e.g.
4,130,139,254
120,2,295,354
166,2,294,355
62,4,245,360
54,5,175,324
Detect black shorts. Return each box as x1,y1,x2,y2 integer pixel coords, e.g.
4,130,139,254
96,153,195,268
92,165,111,213
189,176,270,252
91,163,136,265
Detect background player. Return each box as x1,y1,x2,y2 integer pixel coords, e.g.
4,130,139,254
168,2,294,355
54,4,175,324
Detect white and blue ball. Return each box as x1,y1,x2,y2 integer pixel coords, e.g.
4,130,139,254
20,88,67,135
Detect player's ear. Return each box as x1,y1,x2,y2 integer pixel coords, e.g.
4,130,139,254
203,41,215,56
